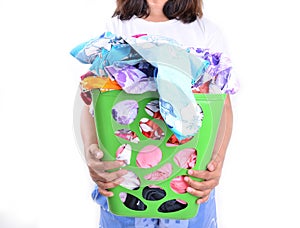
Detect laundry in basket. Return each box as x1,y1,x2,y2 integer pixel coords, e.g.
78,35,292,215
70,32,238,219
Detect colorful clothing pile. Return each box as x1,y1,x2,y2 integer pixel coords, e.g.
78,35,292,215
70,32,238,140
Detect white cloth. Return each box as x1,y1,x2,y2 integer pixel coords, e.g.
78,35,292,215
105,15,229,54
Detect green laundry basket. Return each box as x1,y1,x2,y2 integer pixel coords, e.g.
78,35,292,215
91,89,226,219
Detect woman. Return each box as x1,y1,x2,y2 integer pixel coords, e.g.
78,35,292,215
80,0,234,227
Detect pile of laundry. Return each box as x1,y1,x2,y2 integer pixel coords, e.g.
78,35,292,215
70,31,238,140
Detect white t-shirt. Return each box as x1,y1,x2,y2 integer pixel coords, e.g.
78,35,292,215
105,15,229,54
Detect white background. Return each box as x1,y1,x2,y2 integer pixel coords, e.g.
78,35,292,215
0,0,299,227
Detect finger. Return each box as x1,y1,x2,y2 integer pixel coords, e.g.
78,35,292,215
96,177,124,190
88,160,126,173
89,167,101,182
187,187,211,199
207,160,216,172
101,160,127,171
89,144,104,160
196,195,210,204
188,169,212,180
207,153,222,171
184,176,215,191
94,169,128,183
96,176,126,197
97,187,114,197
207,157,221,172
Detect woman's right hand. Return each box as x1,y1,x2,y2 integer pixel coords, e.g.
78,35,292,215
85,143,128,197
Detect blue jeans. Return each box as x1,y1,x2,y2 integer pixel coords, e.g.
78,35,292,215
92,187,217,228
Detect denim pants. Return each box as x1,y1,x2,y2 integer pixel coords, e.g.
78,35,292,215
92,187,217,228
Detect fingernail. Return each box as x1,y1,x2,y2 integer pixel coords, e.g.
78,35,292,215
108,192,114,197
184,176,189,182
95,152,102,159
188,170,193,175
208,163,214,171
187,187,193,193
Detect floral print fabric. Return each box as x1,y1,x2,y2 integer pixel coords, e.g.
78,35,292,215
70,32,238,140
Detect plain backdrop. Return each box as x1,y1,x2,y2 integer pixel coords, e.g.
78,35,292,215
0,0,300,227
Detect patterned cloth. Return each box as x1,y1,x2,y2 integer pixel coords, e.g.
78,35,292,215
70,32,238,140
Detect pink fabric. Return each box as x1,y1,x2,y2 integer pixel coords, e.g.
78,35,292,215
170,176,189,194
144,163,172,181
136,145,162,168
176,199,187,205
173,148,197,169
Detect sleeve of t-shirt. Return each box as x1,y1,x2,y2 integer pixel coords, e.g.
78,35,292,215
104,16,120,35
203,18,240,94
202,18,230,55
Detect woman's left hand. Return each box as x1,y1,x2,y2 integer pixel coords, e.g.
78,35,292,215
184,153,223,204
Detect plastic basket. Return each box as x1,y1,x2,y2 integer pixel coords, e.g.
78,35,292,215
91,89,226,219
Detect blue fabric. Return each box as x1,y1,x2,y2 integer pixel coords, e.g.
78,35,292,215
92,187,217,228
126,36,209,140
155,64,203,140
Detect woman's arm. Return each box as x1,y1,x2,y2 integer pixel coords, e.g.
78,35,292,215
80,105,98,151
184,94,233,204
80,105,128,197
209,93,233,172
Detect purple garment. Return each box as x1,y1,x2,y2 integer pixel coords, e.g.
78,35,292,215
112,100,139,125
105,64,157,94
187,47,239,94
